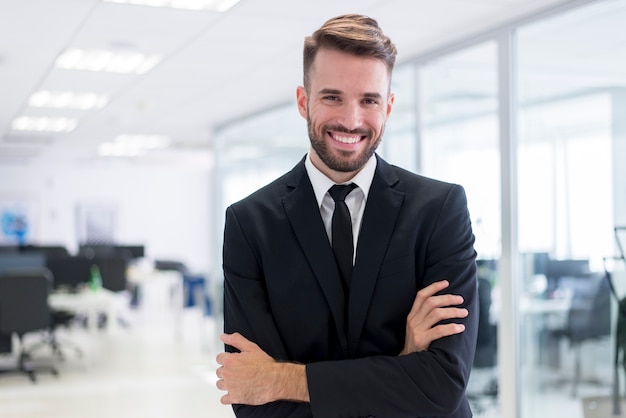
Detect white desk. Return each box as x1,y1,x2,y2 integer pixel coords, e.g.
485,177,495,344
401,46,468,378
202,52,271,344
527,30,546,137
49,288,119,334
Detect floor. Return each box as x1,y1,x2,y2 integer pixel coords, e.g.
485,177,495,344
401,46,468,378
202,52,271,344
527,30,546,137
0,278,235,418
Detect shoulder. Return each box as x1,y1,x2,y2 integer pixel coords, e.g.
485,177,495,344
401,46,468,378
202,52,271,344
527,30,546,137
376,156,465,198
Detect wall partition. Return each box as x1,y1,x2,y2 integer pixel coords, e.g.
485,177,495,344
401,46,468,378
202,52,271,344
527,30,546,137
516,1,626,417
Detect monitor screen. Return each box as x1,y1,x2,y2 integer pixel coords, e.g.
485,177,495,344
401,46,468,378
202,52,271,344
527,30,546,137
0,253,46,278
115,245,145,259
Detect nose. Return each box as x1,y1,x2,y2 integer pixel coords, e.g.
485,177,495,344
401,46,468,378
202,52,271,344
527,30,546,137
337,101,364,131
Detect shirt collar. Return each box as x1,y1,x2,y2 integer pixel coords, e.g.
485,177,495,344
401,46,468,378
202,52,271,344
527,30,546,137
305,152,377,208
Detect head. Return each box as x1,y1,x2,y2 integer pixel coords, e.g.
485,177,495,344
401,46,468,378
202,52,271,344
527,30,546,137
297,14,397,183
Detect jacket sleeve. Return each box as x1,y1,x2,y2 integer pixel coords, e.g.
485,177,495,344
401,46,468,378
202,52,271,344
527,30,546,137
223,206,313,418
305,184,478,418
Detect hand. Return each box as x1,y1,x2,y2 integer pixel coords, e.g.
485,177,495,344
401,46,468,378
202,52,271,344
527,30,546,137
400,280,468,355
215,333,309,405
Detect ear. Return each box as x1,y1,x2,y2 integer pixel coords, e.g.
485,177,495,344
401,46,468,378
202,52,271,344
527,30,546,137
296,86,308,119
385,92,395,120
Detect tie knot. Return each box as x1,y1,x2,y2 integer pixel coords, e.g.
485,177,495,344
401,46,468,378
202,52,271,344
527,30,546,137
329,183,357,203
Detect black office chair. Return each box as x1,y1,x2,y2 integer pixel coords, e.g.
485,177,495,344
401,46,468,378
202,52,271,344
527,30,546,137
0,269,59,382
95,256,129,292
34,256,93,360
93,256,132,328
556,272,611,397
468,276,498,414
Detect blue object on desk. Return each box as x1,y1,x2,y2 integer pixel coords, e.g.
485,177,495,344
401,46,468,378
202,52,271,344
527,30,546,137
182,274,212,316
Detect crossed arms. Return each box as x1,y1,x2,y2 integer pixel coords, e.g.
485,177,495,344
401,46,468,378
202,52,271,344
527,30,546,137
216,279,468,406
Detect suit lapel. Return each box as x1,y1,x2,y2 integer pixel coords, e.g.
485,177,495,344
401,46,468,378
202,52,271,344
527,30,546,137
348,157,404,356
282,160,348,354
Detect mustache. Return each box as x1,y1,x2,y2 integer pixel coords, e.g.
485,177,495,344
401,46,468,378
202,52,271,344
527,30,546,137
323,124,372,137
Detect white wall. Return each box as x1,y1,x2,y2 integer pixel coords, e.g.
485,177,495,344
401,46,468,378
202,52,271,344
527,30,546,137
0,158,213,274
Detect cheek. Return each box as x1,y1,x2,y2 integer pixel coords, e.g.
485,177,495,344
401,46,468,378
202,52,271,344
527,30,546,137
368,113,387,133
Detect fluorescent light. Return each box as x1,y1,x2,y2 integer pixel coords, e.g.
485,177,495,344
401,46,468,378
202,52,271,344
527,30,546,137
98,134,170,157
28,91,109,110
55,48,162,74
102,0,240,12
11,116,78,133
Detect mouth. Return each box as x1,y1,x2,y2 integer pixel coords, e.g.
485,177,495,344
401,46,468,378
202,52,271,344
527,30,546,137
328,131,365,145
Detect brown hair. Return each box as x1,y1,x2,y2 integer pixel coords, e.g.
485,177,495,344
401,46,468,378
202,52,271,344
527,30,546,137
303,14,397,90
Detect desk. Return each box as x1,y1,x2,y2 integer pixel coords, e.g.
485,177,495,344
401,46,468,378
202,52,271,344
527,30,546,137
520,294,573,410
49,288,119,334
520,297,571,315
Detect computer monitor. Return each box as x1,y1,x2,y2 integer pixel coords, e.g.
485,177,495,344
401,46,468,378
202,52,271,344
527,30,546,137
20,245,69,259
545,258,590,296
115,245,145,259
78,244,115,259
45,256,92,291
79,243,145,260
546,259,590,279
0,245,19,254
0,253,46,278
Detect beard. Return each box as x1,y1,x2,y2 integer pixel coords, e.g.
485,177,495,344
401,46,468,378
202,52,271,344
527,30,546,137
307,115,383,173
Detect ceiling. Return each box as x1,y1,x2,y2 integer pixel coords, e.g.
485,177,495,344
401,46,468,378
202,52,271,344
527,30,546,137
0,0,574,166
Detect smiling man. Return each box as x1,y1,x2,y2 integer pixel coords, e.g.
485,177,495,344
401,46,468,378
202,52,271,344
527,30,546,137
216,14,478,418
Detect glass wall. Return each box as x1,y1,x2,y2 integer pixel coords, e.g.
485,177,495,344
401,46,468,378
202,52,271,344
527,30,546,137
418,41,501,414
516,1,626,417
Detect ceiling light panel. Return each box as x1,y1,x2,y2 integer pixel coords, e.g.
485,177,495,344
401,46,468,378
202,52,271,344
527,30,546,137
11,116,78,133
55,48,162,74
28,91,109,110
102,0,240,12
98,134,170,157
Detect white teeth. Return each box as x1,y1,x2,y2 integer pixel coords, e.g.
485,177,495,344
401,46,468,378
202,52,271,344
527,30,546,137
333,135,361,144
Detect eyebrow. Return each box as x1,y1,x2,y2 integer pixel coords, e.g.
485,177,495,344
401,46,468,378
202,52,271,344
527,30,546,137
317,88,384,100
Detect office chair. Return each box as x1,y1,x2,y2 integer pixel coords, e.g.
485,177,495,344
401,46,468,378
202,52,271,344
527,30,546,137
31,256,93,360
556,272,611,397
93,256,131,328
95,256,129,292
468,276,498,414
0,269,59,382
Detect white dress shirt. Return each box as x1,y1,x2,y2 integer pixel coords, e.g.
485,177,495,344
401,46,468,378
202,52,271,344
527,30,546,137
305,153,377,263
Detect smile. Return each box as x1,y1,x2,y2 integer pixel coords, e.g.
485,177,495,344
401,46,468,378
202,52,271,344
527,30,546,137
329,132,364,144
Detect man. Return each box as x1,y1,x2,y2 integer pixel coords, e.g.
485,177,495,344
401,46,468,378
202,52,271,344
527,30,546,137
216,14,478,418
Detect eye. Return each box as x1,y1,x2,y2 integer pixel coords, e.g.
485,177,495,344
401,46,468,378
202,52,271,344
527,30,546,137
363,98,379,105
323,95,340,102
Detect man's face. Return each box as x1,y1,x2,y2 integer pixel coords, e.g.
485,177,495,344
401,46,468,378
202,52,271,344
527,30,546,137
297,48,394,182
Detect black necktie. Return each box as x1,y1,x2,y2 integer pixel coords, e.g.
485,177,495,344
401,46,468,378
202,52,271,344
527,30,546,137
329,183,358,292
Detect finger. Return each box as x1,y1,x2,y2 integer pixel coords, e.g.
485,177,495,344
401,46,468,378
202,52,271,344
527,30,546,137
427,323,466,341
408,290,464,322
407,280,450,316
425,294,465,310
221,332,258,352
221,393,233,405
427,307,469,324
407,306,468,333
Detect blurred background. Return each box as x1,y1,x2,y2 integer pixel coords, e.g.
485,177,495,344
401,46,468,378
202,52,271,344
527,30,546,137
1,1,626,417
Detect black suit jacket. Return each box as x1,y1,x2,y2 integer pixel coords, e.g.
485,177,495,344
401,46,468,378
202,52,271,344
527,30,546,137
223,155,478,418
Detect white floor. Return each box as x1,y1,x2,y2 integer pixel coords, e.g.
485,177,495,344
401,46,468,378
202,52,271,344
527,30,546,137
0,280,235,418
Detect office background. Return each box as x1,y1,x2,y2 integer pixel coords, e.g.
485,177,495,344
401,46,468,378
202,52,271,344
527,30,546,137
1,1,625,417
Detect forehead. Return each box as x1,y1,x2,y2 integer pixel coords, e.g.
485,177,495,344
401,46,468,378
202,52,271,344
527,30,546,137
309,48,391,93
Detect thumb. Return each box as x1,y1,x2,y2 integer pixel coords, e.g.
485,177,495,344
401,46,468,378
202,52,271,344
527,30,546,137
221,332,258,352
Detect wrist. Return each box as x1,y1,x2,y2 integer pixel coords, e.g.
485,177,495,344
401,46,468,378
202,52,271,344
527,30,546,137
273,362,310,403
